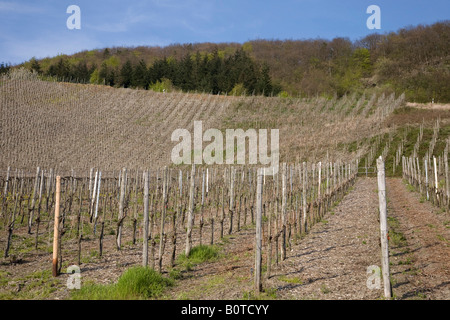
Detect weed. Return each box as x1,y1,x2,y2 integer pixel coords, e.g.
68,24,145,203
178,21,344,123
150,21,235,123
320,284,330,294
176,245,221,271
390,230,407,247
71,266,174,300
242,287,277,300
278,275,303,285
436,234,448,243
398,256,413,265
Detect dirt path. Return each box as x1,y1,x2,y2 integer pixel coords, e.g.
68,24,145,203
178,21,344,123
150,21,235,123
264,177,382,299
385,178,450,300
166,178,384,300
167,177,450,300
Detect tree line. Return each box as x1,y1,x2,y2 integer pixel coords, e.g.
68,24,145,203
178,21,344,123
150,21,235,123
0,63,11,75
15,20,450,102
32,49,280,96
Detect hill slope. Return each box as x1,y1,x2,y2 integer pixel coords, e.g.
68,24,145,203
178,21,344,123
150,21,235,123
9,20,450,103
1,69,408,173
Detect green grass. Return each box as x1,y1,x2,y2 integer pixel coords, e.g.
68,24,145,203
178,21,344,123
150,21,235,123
242,287,278,300
278,275,303,285
70,266,174,300
0,269,62,300
389,229,408,247
175,245,221,271
320,284,331,294
387,216,408,247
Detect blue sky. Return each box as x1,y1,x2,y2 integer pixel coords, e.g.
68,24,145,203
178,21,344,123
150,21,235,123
1,0,448,65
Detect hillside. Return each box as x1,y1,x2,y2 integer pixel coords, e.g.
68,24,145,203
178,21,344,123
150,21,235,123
1,68,450,303
6,20,450,103
0,68,410,174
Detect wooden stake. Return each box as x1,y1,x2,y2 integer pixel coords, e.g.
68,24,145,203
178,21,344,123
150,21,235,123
142,170,149,267
185,164,196,257
52,176,61,277
255,168,263,294
376,157,392,299
425,158,429,201
433,156,439,203
158,166,168,272
116,168,127,250
281,163,287,261
444,140,449,207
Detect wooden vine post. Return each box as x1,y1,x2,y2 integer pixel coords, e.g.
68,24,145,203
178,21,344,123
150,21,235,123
433,156,439,205
376,157,392,299
52,176,61,277
142,170,150,267
185,164,196,257
116,168,127,250
281,163,287,261
158,166,168,272
255,168,263,294
444,140,449,208
28,167,40,234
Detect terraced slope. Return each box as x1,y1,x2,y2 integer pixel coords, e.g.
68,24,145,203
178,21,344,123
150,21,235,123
1,70,405,173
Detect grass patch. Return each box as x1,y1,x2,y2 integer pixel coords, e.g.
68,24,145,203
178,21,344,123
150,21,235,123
387,216,408,247
436,234,449,243
176,245,221,271
0,269,62,300
387,216,400,229
243,287,278,300
389,230,408,247
278,275,303,285
398,256,413,265
320,284,331,294
70,266,174,300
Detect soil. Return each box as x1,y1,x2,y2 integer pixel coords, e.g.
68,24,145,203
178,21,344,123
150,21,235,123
384,178,450,300
406,102,450,111
0,177,448,300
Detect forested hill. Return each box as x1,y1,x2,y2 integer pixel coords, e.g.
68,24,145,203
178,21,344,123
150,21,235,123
4,20,450,102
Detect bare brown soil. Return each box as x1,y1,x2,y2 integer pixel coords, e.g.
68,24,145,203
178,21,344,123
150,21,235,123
406,102,450,111
164,177,450,300
385,106,450,128
384,178,450,300
1,177,448,300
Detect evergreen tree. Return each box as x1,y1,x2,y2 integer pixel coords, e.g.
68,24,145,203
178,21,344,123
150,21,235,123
206,49,222,94
73,61,90,83
177,54,194,91
132,59,148,88
51,58,71,80
257,63,272,96
0,62,10,75
107,68,117,87
30,58,41,74
120,60,133,88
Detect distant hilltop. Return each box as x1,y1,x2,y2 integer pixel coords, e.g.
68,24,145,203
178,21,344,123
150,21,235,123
2,20,449,103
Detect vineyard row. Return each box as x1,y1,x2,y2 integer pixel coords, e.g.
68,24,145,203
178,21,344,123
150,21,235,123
1,160,359,277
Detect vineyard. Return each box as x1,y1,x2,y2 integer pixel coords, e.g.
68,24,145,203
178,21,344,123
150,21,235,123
0,69,449,300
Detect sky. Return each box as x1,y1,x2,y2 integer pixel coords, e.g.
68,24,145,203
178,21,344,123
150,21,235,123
0,0,449,65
